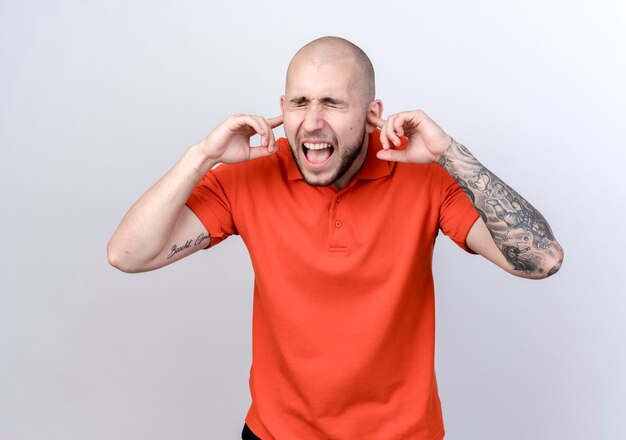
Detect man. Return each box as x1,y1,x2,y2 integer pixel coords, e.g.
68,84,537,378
108,36,563,439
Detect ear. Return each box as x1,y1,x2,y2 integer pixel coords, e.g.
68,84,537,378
280,95,285,113
366,99,383,133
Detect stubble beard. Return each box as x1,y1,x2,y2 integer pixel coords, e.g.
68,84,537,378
290,128,368,187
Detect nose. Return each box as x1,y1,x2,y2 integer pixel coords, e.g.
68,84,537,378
302,103,325,132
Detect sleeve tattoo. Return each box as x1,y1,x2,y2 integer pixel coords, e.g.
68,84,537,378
437,138,563,277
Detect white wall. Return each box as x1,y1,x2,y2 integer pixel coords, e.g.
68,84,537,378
1,1,624,439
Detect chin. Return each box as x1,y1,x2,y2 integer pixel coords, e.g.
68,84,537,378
301,172,339,187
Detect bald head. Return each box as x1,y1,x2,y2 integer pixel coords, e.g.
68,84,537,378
286,36,375,106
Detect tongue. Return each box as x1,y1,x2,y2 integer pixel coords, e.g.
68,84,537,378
306,147,332,164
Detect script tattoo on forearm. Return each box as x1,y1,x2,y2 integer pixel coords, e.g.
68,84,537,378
437,139,563,276
166,232,211,259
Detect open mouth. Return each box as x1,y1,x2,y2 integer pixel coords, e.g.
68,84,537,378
302,142,335,166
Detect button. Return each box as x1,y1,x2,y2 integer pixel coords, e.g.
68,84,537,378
335,196,341,203
335,221,342,228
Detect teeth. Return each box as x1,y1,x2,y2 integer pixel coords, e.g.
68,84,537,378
303,143,331,150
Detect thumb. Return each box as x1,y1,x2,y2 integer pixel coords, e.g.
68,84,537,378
376,149,407,163
249,145,277,161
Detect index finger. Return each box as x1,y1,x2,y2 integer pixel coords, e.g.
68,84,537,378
367,113,386,128
266,115,284,129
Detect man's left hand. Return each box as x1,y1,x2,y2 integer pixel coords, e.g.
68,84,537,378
368,110,451,164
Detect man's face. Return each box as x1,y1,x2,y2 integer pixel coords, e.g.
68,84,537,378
281,57,369,188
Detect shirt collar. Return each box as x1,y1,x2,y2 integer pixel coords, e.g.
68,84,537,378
282,129,398,182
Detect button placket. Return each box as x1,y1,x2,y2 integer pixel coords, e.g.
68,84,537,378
328,193,348,251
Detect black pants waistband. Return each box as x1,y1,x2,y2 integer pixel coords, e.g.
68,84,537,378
242,423,262,440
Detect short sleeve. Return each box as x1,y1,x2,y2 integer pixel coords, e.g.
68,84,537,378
185,165,238,248
437,168,480,253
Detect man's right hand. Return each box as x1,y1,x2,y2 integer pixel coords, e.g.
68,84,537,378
196,114,284,165
108,113,284,273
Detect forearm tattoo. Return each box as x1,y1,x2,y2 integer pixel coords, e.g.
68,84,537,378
166,232,211,259
437,139,563,277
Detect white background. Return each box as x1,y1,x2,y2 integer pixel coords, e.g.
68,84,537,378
1,0,625,439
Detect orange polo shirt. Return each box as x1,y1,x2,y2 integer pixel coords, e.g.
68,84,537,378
186,131,479,439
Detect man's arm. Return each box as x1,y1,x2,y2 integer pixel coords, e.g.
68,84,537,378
107,114,283,273
437,138,563,279
368,110,563,279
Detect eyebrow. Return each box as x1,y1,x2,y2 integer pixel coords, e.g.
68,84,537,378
289,96,308,105
321,97,348,106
